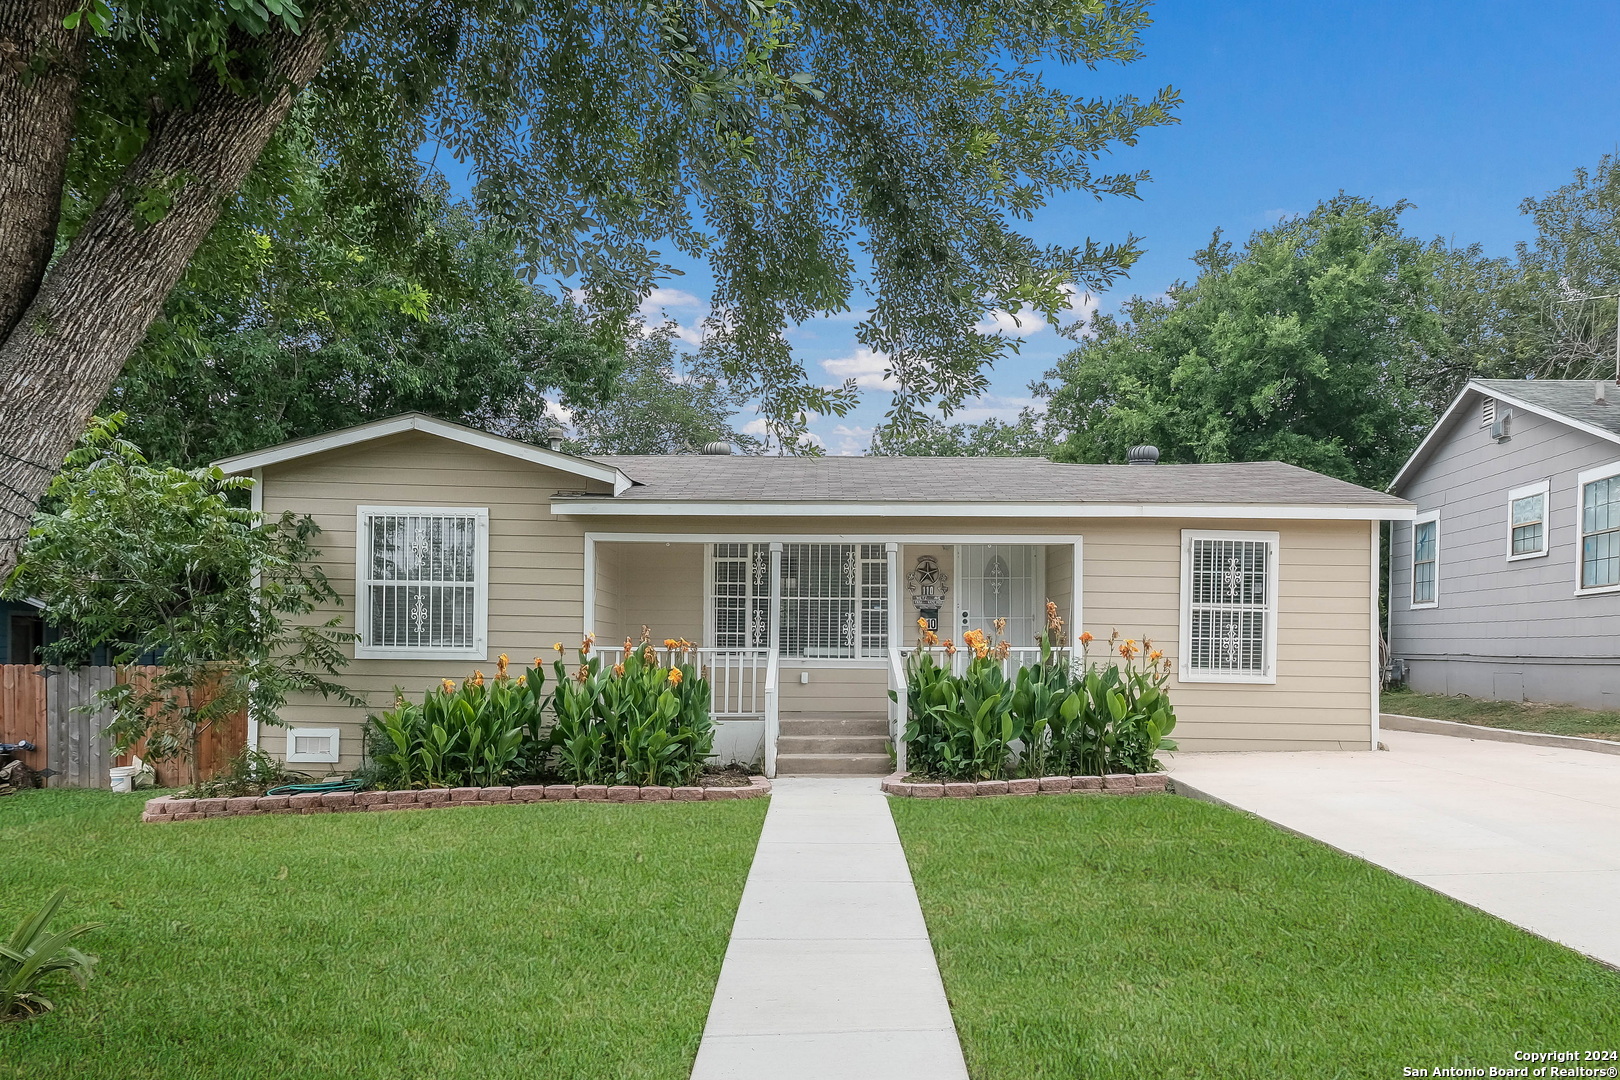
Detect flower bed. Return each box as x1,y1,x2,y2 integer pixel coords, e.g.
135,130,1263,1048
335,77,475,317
141,776,770,822
883,771,1167,798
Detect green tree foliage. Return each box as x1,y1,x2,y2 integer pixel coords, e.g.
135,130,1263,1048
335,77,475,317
4,418,358,785
101,128,622,466
869,410,1053,457
565,329,762,456
1505,154,1620,381
1040,196,1449,486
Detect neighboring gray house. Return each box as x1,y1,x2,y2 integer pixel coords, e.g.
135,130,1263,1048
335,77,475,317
1388,379,1620,709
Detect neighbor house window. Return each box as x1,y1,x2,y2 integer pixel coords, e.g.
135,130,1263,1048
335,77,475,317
1411,512,1439,608
1506,480,1550,561
1577,462,1620,594
1179,531,1278,683
355,507,488,659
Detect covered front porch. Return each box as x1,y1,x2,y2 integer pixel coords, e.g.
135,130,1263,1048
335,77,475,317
584,535,1081,776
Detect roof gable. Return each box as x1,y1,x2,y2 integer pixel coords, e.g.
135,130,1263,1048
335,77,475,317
212,413,632,493
1390,380,1620,492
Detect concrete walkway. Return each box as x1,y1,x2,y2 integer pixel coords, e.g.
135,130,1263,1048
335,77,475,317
690,777,969,1080
1168,728,1620,968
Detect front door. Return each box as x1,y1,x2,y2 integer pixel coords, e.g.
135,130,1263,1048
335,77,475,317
956,544,1042,648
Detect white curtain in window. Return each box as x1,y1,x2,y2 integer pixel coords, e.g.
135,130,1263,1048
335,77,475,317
365,513,480,649
1187,537,1271,676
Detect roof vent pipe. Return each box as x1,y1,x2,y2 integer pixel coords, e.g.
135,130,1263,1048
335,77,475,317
1598,382,1609,406
700,440,735,456
1126,444,1160,465
546,426,566,452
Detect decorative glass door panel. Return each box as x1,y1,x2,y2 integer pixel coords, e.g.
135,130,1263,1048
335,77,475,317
957,544,1041,647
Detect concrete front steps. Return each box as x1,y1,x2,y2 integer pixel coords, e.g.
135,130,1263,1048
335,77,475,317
776,715,894,776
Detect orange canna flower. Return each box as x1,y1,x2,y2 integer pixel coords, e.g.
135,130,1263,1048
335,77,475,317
1149,649,1163,662
441,678,456,693
664,638,679,649
944,640,957,655
533,657,543,667
1119,642,1138,660
612,662,626,677
917,617,928,629
668,668,683,686
553,642,565,654
1079,631,1094,645
581,634,594,656
496,653,510,678
472,670,486,686
625,636,635,654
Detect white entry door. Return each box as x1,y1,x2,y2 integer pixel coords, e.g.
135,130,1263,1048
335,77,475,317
956,544,1043,648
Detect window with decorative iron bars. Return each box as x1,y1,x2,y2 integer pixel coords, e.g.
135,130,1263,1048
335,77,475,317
1181,532,1276,681
357,508,487,657
712,543,771,648
780,543,888,659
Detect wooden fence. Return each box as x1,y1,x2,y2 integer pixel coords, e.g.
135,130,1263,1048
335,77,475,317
0,665,247,789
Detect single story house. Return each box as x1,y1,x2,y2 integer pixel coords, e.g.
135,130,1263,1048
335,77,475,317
215,414,1413,776
1388,379,1620,709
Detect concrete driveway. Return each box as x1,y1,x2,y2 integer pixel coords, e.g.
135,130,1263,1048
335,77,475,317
1166,728,1620,968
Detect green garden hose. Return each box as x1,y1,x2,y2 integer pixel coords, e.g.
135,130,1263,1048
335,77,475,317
265,779,364,796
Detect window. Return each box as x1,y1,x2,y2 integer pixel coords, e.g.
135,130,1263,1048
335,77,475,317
1577,462,1620,594
1179,531,1278,683
1411,512,1439,607
1506,480,1550,561
779,544,889,659
355,507,488,659
711,543,770,648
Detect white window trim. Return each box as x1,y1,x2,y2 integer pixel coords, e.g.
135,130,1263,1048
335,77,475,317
285,727,341,764
353,505,490,660
1178,529,1279,685
1575,460,1620,597
1410,510,1440,609
1505,479,1551,562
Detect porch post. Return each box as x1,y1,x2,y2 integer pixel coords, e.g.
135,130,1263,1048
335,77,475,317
1071,539,1082,650
885,542,900,649
766,543,783,777
886,541,904,774
582,534,597,638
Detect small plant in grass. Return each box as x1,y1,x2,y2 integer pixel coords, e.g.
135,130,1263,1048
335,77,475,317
1,889,103,1023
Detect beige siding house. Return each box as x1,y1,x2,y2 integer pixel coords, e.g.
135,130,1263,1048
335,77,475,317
216,414,1413,775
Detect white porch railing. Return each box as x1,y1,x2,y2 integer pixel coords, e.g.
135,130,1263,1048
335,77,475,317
591,646,770,719
763,653,780,778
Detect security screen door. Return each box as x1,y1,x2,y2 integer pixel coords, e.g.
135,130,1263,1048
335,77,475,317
956,544,1041,647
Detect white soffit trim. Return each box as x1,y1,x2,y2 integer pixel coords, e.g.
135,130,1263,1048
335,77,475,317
552,499,1412,521
212,413,631,493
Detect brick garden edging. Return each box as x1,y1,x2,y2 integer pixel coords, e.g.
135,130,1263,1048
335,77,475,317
141,776,771,822
881,772,1168,798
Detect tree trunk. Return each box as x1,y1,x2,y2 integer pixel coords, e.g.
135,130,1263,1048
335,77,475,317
0,0,84,341
0,16,340,574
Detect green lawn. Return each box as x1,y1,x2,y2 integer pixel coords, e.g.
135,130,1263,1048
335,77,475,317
1382,689,1620,741
891,794,1620,1080
0,789,765,1080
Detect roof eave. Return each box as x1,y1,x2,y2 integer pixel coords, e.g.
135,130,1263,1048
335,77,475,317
213,413,632,494
549,498,1413,521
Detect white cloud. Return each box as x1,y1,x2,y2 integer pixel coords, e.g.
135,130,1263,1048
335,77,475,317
976,284,1099,339
820,347,894,389
741,415,826,453
945,394,1042,426
828,424,872,456
638,288,704,317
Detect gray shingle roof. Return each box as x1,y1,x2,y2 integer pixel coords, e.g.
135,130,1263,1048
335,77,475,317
586,455,1407,507
1473,379,1620,438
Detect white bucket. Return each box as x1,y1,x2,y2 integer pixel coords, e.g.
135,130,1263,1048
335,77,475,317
109,765,139,793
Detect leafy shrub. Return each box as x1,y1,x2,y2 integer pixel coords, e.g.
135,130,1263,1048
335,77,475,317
2,889,102,1022
902,611,1177,781
362,636,716,788
181,747,303,798
551,635,714,787
365,655,547,789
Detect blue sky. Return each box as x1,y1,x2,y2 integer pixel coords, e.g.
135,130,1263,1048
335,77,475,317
570,1,1620,452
